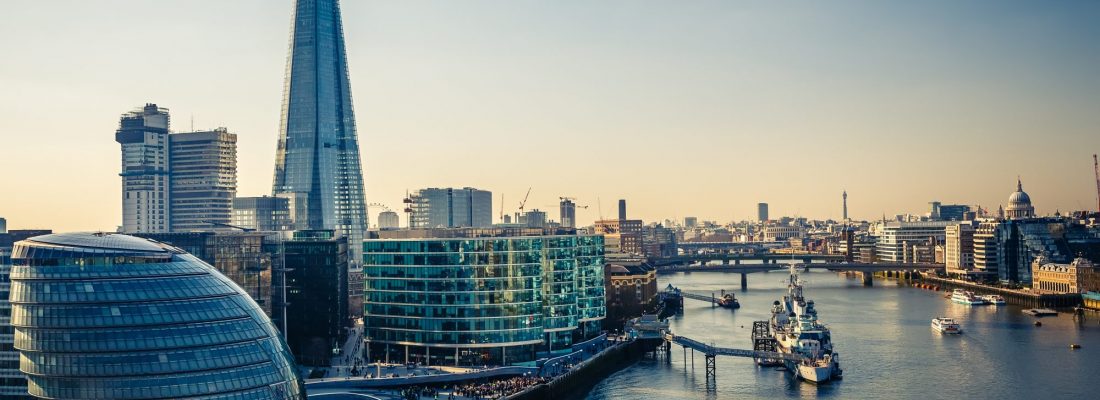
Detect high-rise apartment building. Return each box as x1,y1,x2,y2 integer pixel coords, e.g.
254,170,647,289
115,104,171,233
272,0,368,261
560,198,577,228
758,203,769,222
377,210,400,229
408,187,493,228
233,196,294,231
9,233,304,399
169,129,237,232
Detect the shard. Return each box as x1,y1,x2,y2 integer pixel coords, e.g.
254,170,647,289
273,0,368,256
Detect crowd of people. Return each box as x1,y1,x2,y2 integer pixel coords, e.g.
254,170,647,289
451,375,549,400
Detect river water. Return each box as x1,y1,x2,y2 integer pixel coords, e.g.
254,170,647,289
585,270,1100,399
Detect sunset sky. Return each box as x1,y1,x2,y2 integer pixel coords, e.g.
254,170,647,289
2,0,1099,232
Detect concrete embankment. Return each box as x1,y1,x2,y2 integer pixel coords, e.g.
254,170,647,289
920,275,1081,308
508,339,660,400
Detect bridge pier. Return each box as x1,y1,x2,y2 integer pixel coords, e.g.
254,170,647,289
705,354,716,381
735,259,740,265
741,273,748,291
862,272,873,286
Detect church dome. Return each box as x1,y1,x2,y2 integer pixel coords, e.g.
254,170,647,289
1007,178,1032,206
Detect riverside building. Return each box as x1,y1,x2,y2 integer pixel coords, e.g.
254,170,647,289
8,232,304,399
362,228,605,366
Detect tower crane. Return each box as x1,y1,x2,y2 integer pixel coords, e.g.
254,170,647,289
518,187,532,213
1094,154,1099,212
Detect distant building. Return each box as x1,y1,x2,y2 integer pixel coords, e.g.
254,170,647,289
618,199,627,221
408,187,493,228
283,230,349,366
169,129,237,232
1032,257,1100,294
763,224,804,241
363,228,604,365
595,219,645,255
560,198,577,228
945,222,977,278
642,225,678,258
521,209,548,228
939,204,972,221
9,233,304,399
0,217,6,233
684,217,698,228
377,210,400,229
116,104,171,233
758,203,769,222
233,196,293,231
874,221,953,263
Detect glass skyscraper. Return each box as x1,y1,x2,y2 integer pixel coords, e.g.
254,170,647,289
362,228,605,366
272,0,368,260
8,233,304,399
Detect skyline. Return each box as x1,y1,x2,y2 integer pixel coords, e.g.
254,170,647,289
3,0,1100,232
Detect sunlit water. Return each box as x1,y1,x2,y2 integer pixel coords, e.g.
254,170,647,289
585,270,1100,399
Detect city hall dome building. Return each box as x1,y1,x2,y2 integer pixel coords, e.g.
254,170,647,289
8,232,305,399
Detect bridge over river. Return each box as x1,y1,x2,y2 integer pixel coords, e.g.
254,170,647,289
656,262,944,289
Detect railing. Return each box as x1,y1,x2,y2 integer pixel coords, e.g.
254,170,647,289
664,334,802,362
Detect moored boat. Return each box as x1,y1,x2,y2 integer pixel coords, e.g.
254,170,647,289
982,295,1006,305
769,266,842,383
951,289,987,305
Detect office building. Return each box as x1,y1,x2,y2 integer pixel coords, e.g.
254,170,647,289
169,129,237,232
0,249,27,399
560,198,577,229
1032,257,1100,294
945,222,977,278
0,217,6,233
763,223,805,241
758,203,769,222
132,232,276,319
618,199,627,221
362,228,605,366
684,217,697,228
9,232,304,399
875,221,953,263
233,196,294,231
377,210,400,229
408,187,493,228
938,204,971,221
115,104,171,233
522,209,548,228
594,219,644,255
973,220,1003,278
283,230,349,366
272,0,369,261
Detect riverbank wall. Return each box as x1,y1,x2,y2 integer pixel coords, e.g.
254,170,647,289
508,338,660,400
920,275,1081,308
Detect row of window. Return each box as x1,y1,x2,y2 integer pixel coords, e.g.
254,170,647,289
15,318,268,353
9,275,235,304
22,340,272,377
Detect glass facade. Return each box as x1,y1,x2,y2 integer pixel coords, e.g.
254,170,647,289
272,0,368,263
362,233,604,366
283,231,350,366
0,249,30,399
9,233,304,400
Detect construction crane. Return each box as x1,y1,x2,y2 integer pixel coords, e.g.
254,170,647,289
518,187,532,213
558,197,590,209
1094,154,1099,212
203,220,255,232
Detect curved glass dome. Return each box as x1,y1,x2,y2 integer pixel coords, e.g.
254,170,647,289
9,232,305,400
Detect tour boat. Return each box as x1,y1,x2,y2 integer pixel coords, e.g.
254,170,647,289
951,290,987,305
931,317,962,334
982,295,1006,305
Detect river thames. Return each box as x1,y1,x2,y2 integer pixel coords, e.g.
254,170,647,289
585,270,1100,399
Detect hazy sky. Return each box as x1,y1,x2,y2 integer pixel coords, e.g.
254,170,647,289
2,0,1099,232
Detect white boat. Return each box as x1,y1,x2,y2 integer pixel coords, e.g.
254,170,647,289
931,317,962,334
769,266,843,383
982,295,1006,305
951,289,987,305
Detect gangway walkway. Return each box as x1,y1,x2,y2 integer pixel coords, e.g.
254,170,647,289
663,333,802,381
